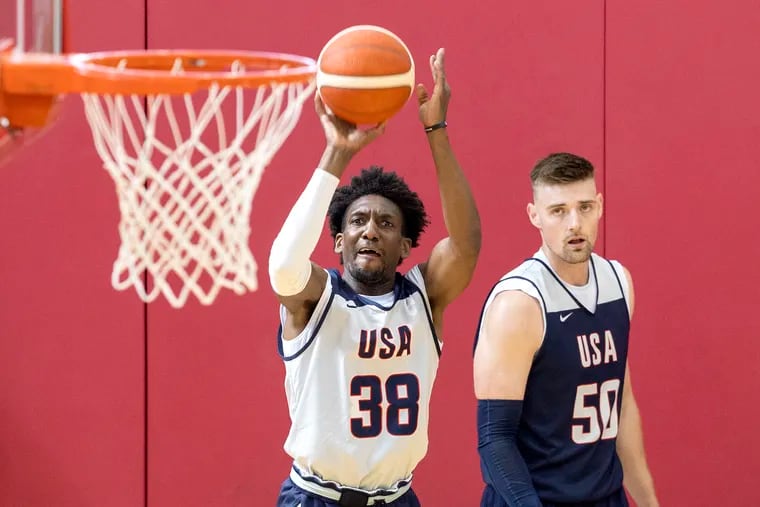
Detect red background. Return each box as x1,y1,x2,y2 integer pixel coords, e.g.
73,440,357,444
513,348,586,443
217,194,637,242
1,0,759,505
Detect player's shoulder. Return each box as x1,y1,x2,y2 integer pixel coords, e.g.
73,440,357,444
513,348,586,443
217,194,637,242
592,253,631,280
592,251,625,267
490,286,542,314
491,257,553,300
496,257,545,283
479,258,546,311
480,287,544,346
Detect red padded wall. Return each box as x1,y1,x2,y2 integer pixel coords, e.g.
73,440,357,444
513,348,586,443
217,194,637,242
0,0,146,505
606,1,760,504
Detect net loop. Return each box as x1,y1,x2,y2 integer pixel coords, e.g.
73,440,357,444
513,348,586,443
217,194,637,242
81,56,315,307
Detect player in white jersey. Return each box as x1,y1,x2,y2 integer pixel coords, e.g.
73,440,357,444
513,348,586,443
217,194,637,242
473,153,659,507
269,48,481,507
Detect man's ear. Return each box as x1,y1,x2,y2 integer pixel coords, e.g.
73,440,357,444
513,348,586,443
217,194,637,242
597,193,604,219
334,233,344,254
400,237,412,259
527,202,541,229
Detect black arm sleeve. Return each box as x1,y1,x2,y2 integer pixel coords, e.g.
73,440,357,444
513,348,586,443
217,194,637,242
477,399,543,507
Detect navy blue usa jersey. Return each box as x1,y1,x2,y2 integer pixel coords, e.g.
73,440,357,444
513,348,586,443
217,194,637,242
475,251,630,503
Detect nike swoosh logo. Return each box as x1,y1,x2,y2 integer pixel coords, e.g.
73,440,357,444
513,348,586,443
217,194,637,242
560,312,573,322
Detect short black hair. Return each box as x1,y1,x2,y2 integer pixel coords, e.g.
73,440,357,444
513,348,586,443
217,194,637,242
328,166,429,247
531,152,595,187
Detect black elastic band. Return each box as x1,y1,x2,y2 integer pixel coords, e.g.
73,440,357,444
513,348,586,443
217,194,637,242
424,120,447,133
338,489,370,507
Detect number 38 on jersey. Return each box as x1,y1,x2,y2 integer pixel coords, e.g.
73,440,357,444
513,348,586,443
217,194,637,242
350,373,420,438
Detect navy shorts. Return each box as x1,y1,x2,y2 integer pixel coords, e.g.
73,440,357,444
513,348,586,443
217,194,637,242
277,477,422,507
480,485,629,507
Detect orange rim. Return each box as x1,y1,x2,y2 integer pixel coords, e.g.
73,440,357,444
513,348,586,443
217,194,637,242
0,43,316,127
1,48,316,95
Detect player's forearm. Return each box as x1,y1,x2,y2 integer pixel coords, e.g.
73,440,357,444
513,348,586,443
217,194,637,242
617,403,659,506
624,473,659,507
317,145,355,179
426,129,481,260
478,399,542,507
619,443,658,507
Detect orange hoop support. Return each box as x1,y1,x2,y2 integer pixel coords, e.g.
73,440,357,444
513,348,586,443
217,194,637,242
0,40,316,127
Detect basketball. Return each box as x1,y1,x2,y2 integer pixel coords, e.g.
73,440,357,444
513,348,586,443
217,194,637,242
317,25,415,125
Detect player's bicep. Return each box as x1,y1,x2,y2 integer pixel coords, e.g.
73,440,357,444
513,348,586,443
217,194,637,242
617,362,644,454
421,237,477,309
619,362,637,423
474,290,543,400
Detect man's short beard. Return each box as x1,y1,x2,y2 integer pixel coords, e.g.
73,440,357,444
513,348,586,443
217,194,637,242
349,264,388,286
562,243,593,264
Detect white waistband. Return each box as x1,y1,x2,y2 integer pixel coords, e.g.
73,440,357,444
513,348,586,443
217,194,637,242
289,467,412,505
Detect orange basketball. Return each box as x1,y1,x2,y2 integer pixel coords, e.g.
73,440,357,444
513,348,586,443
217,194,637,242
317,25,415,125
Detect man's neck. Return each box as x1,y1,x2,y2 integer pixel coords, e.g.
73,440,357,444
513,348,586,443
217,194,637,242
342,272,396,296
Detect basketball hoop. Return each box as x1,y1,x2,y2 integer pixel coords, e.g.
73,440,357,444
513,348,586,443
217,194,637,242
0,41,317,307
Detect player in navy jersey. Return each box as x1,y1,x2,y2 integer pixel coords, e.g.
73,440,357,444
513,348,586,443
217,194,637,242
473,153,658,507
269,48,481,507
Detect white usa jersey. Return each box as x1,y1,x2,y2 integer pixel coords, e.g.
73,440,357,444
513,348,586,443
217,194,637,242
278,265,442,491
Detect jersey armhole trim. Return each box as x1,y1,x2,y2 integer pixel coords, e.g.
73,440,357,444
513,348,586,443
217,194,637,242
406,265,442,357
278,272,337,361
607,259,631,322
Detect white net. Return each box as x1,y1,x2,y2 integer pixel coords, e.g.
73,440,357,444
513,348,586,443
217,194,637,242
81,60,315,307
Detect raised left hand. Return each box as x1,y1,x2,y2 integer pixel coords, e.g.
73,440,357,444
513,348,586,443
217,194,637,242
415,48,451,127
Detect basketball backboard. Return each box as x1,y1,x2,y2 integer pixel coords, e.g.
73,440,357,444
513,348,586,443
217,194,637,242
1,0,63,53
0,0,64,164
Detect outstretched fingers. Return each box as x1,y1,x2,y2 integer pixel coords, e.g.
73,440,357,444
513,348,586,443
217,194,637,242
314,92,327,115
431,48,447,93
314,93,336,131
